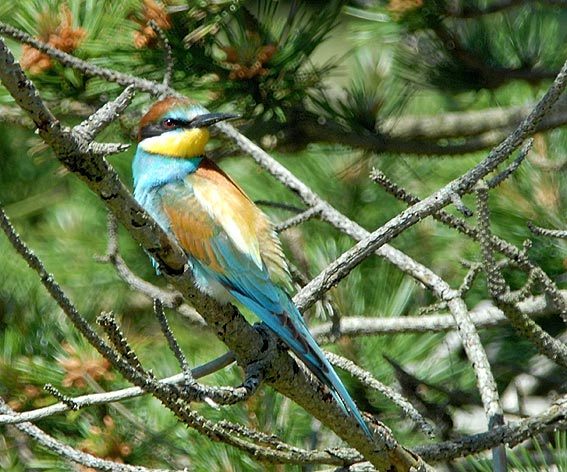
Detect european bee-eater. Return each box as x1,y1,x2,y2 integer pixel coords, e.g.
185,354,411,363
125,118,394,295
132,97,371,438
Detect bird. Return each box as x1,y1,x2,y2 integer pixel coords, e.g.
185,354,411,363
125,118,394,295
132,97,371,438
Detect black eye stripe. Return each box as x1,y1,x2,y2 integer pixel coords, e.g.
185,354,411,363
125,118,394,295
139,112,235,141
139,123,163,140
140,119,188,140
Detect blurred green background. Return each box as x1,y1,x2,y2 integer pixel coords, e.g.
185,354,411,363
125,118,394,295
2,1,567,470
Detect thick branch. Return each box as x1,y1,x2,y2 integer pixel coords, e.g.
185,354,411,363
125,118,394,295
415,394,567,463
0,38,420,470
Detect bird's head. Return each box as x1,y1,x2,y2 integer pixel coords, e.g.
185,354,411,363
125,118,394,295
137,97,237,159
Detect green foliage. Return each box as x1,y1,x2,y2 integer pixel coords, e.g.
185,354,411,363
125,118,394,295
311,48,407,133
2,0,567,470
459,431,567,471
206,0,342,121
349,1,567,93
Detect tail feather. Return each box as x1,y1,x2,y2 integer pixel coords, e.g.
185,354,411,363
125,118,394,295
230,286,372,438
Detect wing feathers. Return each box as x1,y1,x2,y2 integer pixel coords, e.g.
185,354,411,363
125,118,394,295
160,158,290,297
156,157,370,437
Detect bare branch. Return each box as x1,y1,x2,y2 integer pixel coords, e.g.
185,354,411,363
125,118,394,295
0,39,414,468
311,290,564,339
0,352,235,425
0,21,175,98
326,352,435,437
0,398,173,472
415,394,567,463
148,20,174,89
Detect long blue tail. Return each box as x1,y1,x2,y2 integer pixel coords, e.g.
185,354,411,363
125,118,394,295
230,286,372,438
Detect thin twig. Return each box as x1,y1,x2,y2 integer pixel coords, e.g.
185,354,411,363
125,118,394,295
326,352,435,438
476,181,509,298
0,398,173,472
275,205,324,232
487,138,533,188
528,221,567,239
97,307,258,407
43,384,79,411
450,192,474,217
0,352,235,425
255,200,306,213
148,20,174,89
154,299,194,386
0,21,176,98
97,311,147,374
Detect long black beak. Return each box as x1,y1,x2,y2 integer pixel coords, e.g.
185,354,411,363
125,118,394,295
188,112,239,128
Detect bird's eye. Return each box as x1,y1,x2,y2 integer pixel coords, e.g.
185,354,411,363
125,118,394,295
162,118,177,129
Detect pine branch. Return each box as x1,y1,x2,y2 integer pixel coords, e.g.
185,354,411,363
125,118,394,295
0,398,173,472
3,9,567,467
310,290,564,339
415,394,567,463
0,352,235,426
0,21,173,98
0,37,419,470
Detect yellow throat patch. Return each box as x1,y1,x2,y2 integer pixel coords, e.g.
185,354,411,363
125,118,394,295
141,128,210,158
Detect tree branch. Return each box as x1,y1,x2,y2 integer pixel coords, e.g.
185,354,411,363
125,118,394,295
0,352,235,426
415,394,567,463
0,398,173,472
311,290,563,339
0,37,421,470
0,21,174,98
